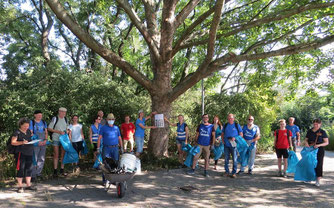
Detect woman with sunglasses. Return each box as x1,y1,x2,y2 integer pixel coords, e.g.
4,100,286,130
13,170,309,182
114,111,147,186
89,115,102,161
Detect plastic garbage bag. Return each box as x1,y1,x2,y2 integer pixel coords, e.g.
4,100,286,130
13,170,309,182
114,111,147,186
239,143,254,167
93,142,103,169
184,145,200,168
213,143,224,161
294,147,318,181
287,150,299,173
236,136,248,166
82,140,88,155
182,143,192,152
59,134,79,164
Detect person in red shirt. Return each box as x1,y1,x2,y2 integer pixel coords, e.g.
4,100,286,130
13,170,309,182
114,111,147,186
274,119,292,177
121,115,135,152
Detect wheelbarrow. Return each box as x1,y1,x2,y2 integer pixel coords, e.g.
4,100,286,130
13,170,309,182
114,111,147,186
98,158,135,198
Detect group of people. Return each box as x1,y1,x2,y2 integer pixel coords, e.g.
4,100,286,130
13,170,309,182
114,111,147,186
10,108,156,193
167,113,328,188
10,107,329,193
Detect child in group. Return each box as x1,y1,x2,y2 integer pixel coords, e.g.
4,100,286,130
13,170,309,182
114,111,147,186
274,119,292,177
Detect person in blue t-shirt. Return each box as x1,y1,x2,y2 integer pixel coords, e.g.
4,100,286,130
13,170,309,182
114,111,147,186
97,113,123,162
29,110,48,181
239,115,260,175
165,115,189,168
221,114,243,178
134,109,156,157
187,114,215,177
286,117,300,152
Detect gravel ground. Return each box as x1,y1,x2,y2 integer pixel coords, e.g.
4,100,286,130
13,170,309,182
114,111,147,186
0,149,333,208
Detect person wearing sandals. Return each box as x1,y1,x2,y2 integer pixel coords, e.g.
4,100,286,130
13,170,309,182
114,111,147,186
165,115,189,168
11,118,37,193
305,118,329,187
274,119,292,178
212,115,223,170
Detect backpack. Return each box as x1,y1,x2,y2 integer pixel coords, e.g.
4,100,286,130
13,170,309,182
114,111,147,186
6,136,16,154
49,116,68,140
223,122,240,135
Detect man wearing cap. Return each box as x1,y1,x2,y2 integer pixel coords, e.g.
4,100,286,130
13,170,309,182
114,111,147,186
134,110,156,157
30,110,48,181
47,107,69,177
97,113,123,162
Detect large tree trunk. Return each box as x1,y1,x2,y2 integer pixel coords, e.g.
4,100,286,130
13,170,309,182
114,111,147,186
148,61,172,157
148,94,172,157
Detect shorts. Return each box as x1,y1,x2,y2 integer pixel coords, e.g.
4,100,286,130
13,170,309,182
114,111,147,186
52,140,61,146
72,141,83,154
176,140,185,145
276,148,288,158
194,145,210,161
135,137,144,153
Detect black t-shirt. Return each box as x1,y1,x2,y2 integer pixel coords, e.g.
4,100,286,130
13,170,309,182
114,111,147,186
306,128,328,145
12,129,34,156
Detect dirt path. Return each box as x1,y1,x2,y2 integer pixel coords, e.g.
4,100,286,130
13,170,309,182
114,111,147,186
1,150,333,208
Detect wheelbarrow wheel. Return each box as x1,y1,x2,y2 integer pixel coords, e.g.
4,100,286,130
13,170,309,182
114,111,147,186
117,182,126,198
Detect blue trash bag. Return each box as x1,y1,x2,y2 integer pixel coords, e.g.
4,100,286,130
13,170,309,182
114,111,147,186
59,134,79,164
32,149,37,166
31,135,40,147
294,147,318,181
239,143,254,167
189,145,200,156
82,140,88,155
213,143,224,161
236,136,249,166
184,145,200,168
93,142,103,169
182,143,192,152
287,150,299,173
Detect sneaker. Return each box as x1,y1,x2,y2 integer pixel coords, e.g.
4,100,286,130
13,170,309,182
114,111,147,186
187,169,195,175
25,186,37,191
315,180,320,187
248,170,253,175
237,170,244,175
277,171,282,177
204,170,209,177
60,169,68,176
283,172,287,178
230,174,237,178
17,187,24,193
53,169,58,177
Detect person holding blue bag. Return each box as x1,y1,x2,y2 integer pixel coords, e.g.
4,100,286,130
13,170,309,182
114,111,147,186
221,114,243,178
187,114,215,177
286,117,301,152
165,115,189,168
68,115,85,170
304,119,329,187
29,110,48,182
239,115,260,175
212,115,223,170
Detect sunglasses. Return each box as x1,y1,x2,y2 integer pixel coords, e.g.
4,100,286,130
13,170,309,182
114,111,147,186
248,119,254,121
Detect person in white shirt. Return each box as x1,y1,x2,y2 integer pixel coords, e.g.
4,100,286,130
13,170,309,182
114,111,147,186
68,115,84,167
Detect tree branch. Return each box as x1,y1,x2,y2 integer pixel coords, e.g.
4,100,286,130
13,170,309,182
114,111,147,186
45,0,153,91
177,2,334,51
213,34,334,66
116,0,160,62
174,0,201,29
